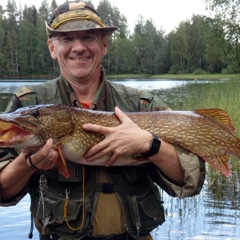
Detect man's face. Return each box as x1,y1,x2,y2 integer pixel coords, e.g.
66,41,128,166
48,31,108,83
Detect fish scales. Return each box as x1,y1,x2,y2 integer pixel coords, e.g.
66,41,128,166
130,112,233,156
0,104,239,178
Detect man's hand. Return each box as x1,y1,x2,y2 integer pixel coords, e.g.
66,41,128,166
23,138,59,171
82,106,152,166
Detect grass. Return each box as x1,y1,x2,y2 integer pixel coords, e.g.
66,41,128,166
174,79,240,131
107,73,240,80
149,73,239,80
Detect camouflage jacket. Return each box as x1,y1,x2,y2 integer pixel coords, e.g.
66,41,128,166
0,71,205,239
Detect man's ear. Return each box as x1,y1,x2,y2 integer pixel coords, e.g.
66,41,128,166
48,39,57,59
102,35,108,56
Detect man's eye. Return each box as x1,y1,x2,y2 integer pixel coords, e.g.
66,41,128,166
61,37,74,43
82,35,95,42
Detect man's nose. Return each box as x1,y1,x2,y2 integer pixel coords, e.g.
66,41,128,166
72,37,87,50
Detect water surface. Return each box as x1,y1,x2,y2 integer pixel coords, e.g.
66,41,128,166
1,187,239,240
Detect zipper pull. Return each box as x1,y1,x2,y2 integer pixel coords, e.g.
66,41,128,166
64,189,70,218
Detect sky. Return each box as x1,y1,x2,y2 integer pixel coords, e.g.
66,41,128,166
1,0,210,33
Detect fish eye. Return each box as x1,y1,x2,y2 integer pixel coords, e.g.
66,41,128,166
31,110,40,119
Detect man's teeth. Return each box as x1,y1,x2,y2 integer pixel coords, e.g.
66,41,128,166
72,57,89,61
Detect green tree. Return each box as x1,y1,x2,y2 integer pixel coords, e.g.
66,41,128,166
186,15,206,72
203,17,227,73
168,22,188,73
97,0,129,74
0,0,237,76
132,16,147,73
35,0,54,75
112,36,135,74
18,5,38,75
204,0,240,72
142,20,158,74
166,14,228,74
5,0,19,75
0,5,7,74
131,16,167,74
152,30,168,74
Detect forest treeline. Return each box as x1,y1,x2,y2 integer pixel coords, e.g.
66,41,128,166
0,0,240,77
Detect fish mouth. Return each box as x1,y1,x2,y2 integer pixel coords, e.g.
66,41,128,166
0,121,35,147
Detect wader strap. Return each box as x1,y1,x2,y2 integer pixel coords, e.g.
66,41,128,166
88,183,122,193
40,234,59,240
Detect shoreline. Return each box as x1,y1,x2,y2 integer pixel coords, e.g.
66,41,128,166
0,73,239,81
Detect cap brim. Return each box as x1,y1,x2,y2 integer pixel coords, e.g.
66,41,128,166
46,20,118,36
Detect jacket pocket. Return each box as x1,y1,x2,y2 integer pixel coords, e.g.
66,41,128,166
30,189,91,235
130,184,165,234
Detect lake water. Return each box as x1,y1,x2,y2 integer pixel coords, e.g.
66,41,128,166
0,78,221,111
0,78,220,93
0,79,239,240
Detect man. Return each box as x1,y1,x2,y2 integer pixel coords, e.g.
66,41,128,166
0,1,205,240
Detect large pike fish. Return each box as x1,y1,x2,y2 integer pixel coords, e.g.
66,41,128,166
0,104,239,178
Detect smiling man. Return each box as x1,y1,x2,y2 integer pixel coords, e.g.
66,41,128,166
0,1,205,240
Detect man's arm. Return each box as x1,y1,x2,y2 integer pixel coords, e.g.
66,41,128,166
0,139,58,201
83,106,185,185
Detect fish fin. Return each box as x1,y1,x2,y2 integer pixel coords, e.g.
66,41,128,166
194,109,236,134
202,154,231,177
57,146,70,178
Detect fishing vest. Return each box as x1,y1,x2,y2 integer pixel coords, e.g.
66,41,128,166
15,77,165,239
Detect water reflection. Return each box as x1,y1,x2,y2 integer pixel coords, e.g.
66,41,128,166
151,187,240,240
111,79,218,90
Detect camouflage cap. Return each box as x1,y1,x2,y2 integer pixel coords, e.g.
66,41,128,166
46,1,118,37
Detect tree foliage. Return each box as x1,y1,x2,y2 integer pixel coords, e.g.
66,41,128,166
204,0,240,72
0,0,239,77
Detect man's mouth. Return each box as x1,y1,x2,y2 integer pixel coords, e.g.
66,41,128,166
70,57,90,61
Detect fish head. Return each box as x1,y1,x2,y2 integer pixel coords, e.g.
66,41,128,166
0,104,74,150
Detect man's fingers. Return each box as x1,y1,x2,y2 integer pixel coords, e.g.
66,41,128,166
114,106,133,123
82,123,108,135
